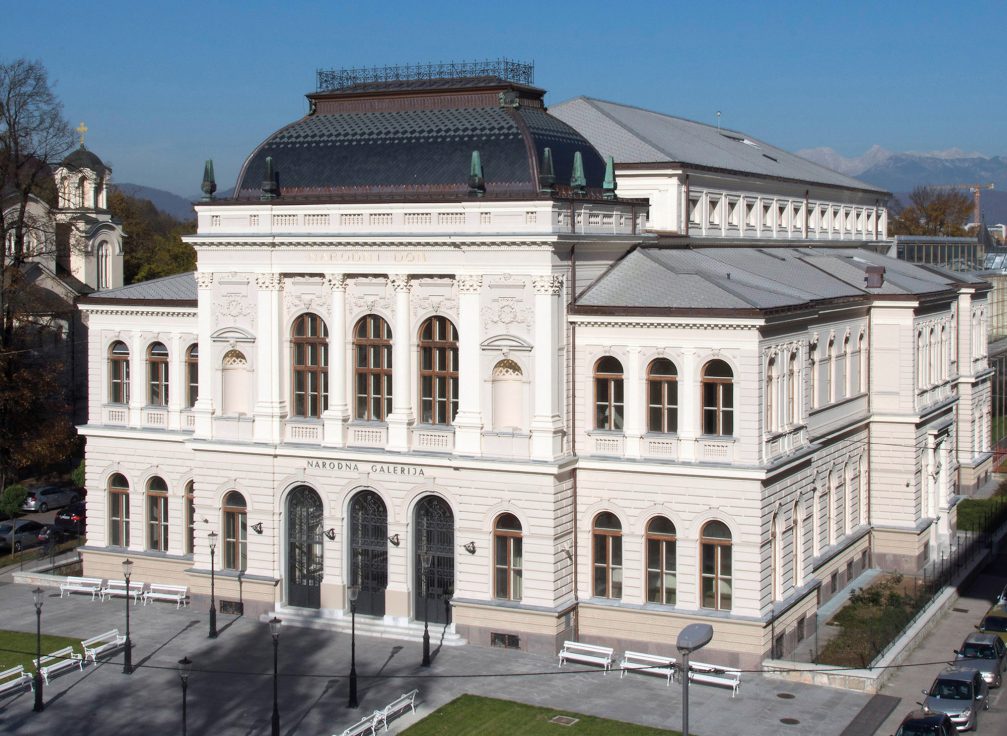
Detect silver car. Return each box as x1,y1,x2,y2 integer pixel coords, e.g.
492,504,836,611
0,519,46,553
955,632,1007,687
21,485,80,512
922,667,990,731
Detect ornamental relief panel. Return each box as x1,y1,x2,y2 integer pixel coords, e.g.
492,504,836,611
214,284,255,330
481,296,532,334
348,283,393,321
283,278,330,318
411,288,458,320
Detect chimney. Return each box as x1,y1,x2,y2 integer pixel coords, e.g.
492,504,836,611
865,265,885,288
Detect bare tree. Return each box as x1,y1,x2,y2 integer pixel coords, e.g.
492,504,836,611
889,186,973,237
0,58,76,490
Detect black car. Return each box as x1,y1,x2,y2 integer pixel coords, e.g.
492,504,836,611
893,709,955,736
53,502,86,536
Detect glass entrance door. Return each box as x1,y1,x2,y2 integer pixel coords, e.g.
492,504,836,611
414,496,454,625
349,490,388,617
287,486,323,609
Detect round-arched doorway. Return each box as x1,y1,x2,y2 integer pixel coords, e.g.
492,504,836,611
348,490,388,616
286,485,324,608
414,496,454,625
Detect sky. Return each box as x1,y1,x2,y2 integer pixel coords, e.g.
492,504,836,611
7,0,1006,197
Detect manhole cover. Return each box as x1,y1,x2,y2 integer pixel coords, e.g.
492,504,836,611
550,716,579,727
952,607,970,613
776,693,796,699
780,718,801,725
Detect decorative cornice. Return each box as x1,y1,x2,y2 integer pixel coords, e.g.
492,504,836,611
456,275,483,293
256,273,282,290
532,274,564,295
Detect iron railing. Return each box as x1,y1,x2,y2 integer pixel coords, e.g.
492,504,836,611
317,59,534,92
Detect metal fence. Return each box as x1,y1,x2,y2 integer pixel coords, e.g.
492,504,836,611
317,59,534,91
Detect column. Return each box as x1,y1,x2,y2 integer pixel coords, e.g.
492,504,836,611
322,273,349,447
453,275,483,455
253,273,285,444
530,274,564,460
167,333,183,431
192,272,215,439
128,332,145,426
624,347,643,458
387,276,413,452
678,348,697,462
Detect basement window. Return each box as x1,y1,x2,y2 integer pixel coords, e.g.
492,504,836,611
490,632,520,649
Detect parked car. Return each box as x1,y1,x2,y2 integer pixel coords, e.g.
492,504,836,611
977,604,1007,643
893,709,955,736
21,485,80,513
0,519,46,553
53,502,86,537
955,632,1007,687
921,667,989,732
996,583,1007,606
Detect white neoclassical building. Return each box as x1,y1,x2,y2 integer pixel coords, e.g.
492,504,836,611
77,63,992,667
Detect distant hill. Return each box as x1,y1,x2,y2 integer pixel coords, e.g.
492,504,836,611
113,183,195,221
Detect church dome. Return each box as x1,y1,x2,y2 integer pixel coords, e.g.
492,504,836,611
62,145,108,173
233,69,607,202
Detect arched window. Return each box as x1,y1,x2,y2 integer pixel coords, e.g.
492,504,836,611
419,316,458,425
858,333,867,394
109,473,130,547
97,242,110,290
147,476,169,552
787,351,798,425
493,513,523,601
826,338,835,403
929,327,936,385
771,511,782,600
184,480,195,555
647,359,678,433
354,315,392,421
291,313,328,418
185,344,198,408
842,335,851,398
594,356,624,431
109,341,130,404
765,356,777,432
809,343,817,410
700,520,732,610
646,516,676,605
221,350,250,415
74,176,85,208
812,486,821,557
792,501,804,588
222,491,247,571
147,342,168,406
701,360,734,436
491,360,524,430
917,329,925,387
592,512,622,598
828,472,837,545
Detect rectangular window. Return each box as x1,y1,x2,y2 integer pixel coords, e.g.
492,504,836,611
148,494,169,552
224,510,247,571
110,491,129,547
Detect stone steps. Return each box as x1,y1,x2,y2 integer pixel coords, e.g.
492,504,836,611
261,605,467,646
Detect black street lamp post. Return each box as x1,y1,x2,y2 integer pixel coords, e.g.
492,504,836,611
178,656,192,736
32,587,44,712
347,584,360,708
420,550,432,667
122,558,134,674
269,617,281,736
208,531,218,639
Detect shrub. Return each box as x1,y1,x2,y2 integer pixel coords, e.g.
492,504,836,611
0,485,28,519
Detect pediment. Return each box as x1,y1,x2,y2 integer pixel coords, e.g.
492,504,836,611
211,326,255,343
481,334,532,351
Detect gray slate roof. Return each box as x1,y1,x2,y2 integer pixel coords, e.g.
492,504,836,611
577,247,968,311
549,97,887,194
84,272,196,302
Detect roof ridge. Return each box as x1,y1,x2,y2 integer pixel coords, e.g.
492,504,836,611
572,98,668,162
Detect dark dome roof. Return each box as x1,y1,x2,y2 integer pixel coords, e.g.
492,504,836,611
62,145,107,173
233,77,607,202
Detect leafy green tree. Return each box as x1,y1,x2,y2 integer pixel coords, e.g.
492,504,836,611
107,190,195,283
889,186,973,236
0,483,27,519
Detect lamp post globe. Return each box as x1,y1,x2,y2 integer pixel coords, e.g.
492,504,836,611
269,617,281,736
122,558,134,674
178,656,192,736
347,584,360,708
208,531,218,639
32,587,44,712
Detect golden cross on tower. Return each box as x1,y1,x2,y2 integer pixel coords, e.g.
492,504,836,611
76,121,88,146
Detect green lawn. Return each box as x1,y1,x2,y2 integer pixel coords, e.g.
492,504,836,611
0,630,83,672
399,695,680,736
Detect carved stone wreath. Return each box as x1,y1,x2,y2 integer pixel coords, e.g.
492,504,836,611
215,294,255,328
482,297,532,331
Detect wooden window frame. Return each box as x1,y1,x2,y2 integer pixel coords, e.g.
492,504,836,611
185,344,198,408
147,477,169,552
353,315,393,421
700,521,732,611
493,513,523,601
184,480,195,555
418,316,458,426
646,359,678,433
147,342,169,406
291,313,329,418
594,357,625,431
787,351,798,425
645,516,677,605
109,474,130,547
592,512,623,599
701,360,734,436
109,341,130,404
222,491,247,571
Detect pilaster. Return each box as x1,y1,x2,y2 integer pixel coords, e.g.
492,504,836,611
128,331,144,426
253,273,285,444
192,272,215,439
453,275,483,455
624,347,643,458
530,274,564,460
387,276,413,452
322,273,349,446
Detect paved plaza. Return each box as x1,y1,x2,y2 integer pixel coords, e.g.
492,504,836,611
0,574,877,736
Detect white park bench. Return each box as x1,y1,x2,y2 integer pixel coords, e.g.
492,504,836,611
34,646,83,685
100,579,145,604
0,665,33,697
143,583,189,608
338,712,381,736
558,641,614,673
373,689,419,732
59,576,104,600
81,630,127,664
619,651,678,685
687,661,742,697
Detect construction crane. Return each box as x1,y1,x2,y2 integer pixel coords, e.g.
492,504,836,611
933,182,995,225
